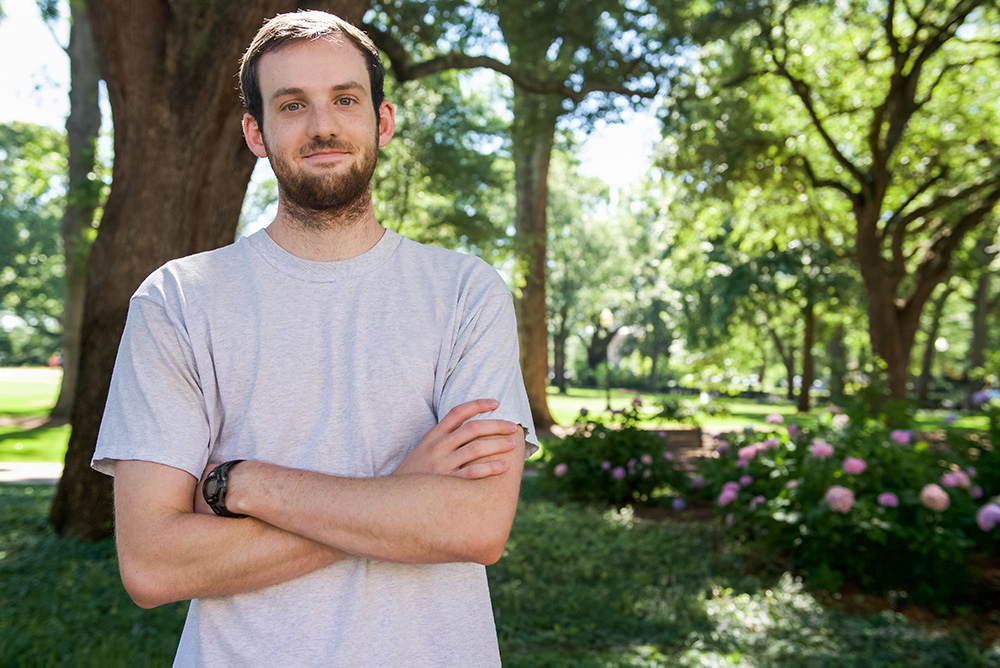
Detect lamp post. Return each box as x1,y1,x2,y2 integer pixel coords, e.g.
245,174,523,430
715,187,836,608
600,308,614,411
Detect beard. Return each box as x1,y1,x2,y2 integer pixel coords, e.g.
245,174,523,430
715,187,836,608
266,134,379,225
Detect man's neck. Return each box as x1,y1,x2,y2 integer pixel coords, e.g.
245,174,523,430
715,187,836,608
265,200,386,262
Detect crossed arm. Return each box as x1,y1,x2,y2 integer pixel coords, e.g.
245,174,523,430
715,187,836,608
113,399,525,609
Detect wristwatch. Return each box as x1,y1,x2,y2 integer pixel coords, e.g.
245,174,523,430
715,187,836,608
202,459,248,518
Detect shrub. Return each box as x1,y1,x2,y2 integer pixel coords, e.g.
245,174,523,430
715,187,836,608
690,401,1000,607
539,400,690,507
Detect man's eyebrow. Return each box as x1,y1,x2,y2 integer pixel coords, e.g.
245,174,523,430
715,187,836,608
270,82,368,101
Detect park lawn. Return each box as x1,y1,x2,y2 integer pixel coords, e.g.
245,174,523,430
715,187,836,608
0,368,70,463
0,367,61,418
2,480,998,667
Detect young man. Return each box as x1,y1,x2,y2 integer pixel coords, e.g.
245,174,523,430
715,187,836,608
92,10,537,667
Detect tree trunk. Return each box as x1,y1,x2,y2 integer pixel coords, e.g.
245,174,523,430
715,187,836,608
916,284,954,404
51,0,367,541
827,323,847,405
510,87,561,431
552,304,569,394
769,327,796,401
796,300,815,413
51,0,102,420
968,236,997,376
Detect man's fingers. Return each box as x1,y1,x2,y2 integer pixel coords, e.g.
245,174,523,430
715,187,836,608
427,399,500,439
449,459,510,480
451,435,516,467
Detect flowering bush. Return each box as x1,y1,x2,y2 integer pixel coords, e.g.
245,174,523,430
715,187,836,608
689,405,1000,605
539,401,690,507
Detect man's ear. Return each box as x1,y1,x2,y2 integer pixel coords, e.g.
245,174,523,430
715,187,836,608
243,113,268,158
377,100,395,148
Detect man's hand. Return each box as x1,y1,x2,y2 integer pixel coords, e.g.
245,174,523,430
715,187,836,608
393,399,519,479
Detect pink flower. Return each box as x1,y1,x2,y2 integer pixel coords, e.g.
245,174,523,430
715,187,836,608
690,476,705,490
941,471,971,489
764,438,779,449
750,495,766,510
976,504,1000,532
832,414,850,428
971,486,984,499
736,459,749,468
640,454,653,465
553,463,568,478
785,479,800,489
612,466,626,480
788,424,799,438
725,513,734,526
715,440,730,454
825,485,855,513
632,397,643,407
810,440,834,458
722,481,741,495
920,483,950,512
717,489,738,507
738,445,760,460
842,457,867,475
672,497,687,510
739,475,753,487
766,413,784,424
601,461,611,470
967,467,978,478
890,429,911,445
877,492,899,507
663,450,674,461
643,470,652,478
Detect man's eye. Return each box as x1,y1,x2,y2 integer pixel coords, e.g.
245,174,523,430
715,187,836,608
283,102,302,112
338,98,355,106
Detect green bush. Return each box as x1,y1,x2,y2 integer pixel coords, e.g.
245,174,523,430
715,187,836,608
539,400,690,507
689,404,1000,607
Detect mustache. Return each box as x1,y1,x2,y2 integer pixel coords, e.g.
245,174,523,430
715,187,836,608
300,138,354,156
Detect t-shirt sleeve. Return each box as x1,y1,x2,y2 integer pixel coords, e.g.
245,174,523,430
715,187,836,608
437,283,539,458
91,295,212,478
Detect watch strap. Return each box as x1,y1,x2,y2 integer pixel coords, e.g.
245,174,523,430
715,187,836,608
203,459,248,518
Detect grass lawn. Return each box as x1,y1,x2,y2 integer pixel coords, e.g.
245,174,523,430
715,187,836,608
2,480,998,667
0,368,70,464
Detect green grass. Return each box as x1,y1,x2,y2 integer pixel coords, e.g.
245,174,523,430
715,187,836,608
2,480,998,667
0,368,70,463
0,368,61,419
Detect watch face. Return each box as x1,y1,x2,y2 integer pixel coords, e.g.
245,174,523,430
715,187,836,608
204,473,221,500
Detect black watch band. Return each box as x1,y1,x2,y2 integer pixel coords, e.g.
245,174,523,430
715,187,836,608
202,459,248,518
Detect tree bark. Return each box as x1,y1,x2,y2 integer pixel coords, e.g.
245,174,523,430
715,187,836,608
552,303,569,394
51,0,102,420
51,0,367,541
510,86,560,431
769,326,796,401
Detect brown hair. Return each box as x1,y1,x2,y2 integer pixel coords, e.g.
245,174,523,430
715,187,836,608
239,10,385,124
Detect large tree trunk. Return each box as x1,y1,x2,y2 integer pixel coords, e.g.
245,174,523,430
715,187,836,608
968,236,997,377
51,0,367,541
51,0,102,420
510,87,560,431
796,300,815,413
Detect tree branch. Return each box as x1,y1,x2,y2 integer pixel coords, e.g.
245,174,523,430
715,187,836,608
798,154,856,199
367,24,655,103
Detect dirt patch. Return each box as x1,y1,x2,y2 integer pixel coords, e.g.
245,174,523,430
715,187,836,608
0,416,68,430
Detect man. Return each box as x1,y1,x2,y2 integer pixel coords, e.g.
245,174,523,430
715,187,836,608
92,10,537,667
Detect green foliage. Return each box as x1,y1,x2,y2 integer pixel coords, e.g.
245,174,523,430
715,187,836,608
0,485,187,667
691,406,1000,607
539,400,691,506
0,123,67,365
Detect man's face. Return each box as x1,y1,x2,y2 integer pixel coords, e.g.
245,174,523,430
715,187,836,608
244,38,393,216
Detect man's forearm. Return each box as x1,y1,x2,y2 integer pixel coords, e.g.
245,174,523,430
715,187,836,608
225,435,525,565
114,460,346,608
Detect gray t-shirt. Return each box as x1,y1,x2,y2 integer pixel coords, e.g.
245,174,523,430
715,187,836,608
93,228,537,667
